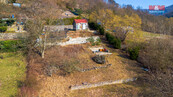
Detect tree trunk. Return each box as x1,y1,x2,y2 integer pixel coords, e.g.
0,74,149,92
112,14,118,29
41,49,45,58
41,33,47,58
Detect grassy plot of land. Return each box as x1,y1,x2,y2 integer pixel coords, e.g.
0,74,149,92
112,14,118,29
0,52,26,97
37,44,143,97
126,30,169,42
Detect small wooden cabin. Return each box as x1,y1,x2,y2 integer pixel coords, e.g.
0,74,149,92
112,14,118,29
73,19,88,30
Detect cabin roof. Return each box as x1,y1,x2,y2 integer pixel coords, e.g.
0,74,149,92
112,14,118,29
74,19,87,23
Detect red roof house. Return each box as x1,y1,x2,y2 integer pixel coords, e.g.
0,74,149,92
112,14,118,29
73,19,88,30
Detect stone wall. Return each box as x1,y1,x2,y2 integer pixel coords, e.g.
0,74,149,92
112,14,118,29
0,33,26,40
71,78,137,90
47,36,100,46
80,64,112,72
44,25,73,32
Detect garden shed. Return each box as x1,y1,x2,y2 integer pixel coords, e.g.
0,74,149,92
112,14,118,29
73,19,88,30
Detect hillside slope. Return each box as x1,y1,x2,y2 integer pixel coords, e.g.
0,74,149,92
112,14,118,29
165,5,173,13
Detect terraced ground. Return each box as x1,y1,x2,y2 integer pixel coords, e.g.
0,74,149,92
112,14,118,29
20,30,169,97
36,42,144,97
37,30,168,97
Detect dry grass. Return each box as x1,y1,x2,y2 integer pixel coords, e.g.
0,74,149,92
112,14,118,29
35,43,143,97
44,45,85,66
26,30,172,97
70,83,142,97
125,30,172,44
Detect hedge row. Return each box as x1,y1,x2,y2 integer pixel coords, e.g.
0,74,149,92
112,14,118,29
88,22,105,35
0,40,24,52
0,26,7,32
0,19,15,26
128,47,139,60
106,33,121,49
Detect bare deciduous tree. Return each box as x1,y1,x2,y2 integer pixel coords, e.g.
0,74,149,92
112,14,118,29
143,70,173,97
138,38,173,71
25,19,47,58
114,27,128,42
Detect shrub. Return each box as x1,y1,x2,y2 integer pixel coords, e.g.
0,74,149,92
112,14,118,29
107,34,115,44
88,22,105,35
113,38,121,49
88,22,101,30
87,37,95,46
6,19,15,26
0,23,8,27
0,26,7,32
87,37,101,46
106,33,111,39
99,27,105,35
128,47,139,60
106,33,121,49
0,40,24,52
95,38,101,45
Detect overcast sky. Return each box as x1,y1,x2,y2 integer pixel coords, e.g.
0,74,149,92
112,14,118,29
115,0,173,9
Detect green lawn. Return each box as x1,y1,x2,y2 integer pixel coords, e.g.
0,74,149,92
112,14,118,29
0,52,26,97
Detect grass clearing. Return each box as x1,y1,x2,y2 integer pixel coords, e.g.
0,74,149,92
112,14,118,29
124,29,172,49
126,30,166,42
0,52,26,97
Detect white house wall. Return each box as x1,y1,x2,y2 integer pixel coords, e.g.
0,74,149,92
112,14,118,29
76,23,88,30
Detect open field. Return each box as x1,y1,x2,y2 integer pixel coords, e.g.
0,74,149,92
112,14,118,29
31,41,144,96
126,30,172,41
0,52,26,97
124,30,173,49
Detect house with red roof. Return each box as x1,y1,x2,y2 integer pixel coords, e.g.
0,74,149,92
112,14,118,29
73,19,88,30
